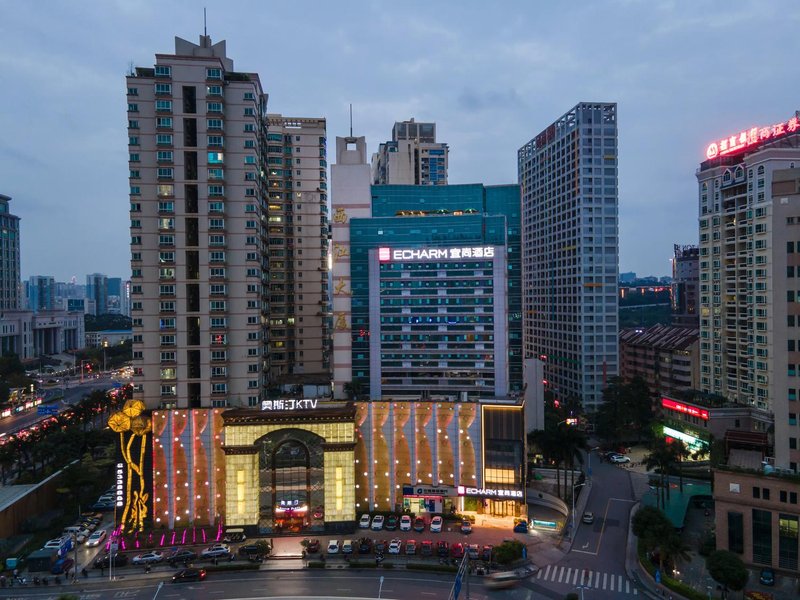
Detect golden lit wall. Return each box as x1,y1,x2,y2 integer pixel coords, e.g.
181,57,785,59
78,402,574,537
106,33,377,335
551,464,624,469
223,420,356,526
355,402,481,512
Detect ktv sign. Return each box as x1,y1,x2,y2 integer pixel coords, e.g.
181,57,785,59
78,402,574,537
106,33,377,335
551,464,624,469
261,398,319,411
379,246,495,262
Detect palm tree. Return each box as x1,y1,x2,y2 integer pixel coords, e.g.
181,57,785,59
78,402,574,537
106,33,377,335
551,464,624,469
644,438,676,508
560,425,588,494
660,533,692,576
529,428,563,497
671,439,689,493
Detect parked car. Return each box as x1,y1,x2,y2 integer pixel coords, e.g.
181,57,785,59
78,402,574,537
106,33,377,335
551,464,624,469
405,539,417,555
132,551,164,565
80,520,98,531
582,512,595,524
430,516,443,533
461,520,472,534
467,544,480,560
85,530,107,547
359,514,371,529
91,500,115,511
306,539,321,554
374,539,388,554
172,568,206,583
358,537,373,554
421,540,434,556
51,558,74,575
327,540,340,554
400,515,412,531
200,544,230,559
169,549,199,565
44,536,70,550
481,545,493,561
74,528,92,544
342,539,354,555
371,515,385,531
451,543,465,558
238,543,269,558
93,553,128,569
388,538,402,554
437,540,449,557
222,528,246,543
386,514,398,530
513,520,529,533
610,454,631,464
759,568,775,586
413,517,425,532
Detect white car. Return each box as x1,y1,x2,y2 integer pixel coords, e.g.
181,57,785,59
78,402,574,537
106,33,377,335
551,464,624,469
200,544,231,558
371,515,385,531
132,551,163,565
610,454,631,464
399,515,412,531
85,530,107,547
359,514,371,529
388,538,402,554
75,528,92,544
327,539,340,554
44,537,69,550
430,516,443,533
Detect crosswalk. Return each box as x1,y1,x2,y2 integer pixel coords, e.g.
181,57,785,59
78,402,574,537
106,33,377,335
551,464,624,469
536,564,638,594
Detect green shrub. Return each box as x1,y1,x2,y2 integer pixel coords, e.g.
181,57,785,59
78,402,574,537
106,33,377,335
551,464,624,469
382,562,395,569
204,562,261,573
348,560,377,568
698,534,716,557
307,560,326,568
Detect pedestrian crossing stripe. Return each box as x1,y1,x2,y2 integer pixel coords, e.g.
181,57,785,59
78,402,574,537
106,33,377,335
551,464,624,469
537,565,638,594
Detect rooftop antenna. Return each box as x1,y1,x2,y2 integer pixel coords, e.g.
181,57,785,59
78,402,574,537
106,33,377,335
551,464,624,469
349,103,353,137
204,7,207,37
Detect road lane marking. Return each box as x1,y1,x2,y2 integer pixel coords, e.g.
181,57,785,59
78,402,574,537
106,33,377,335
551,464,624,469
626,579,630,593
571,569,578,585
563,567,571,583
619,575,624,591
542,564,551,580
610,573,615,591
602,573,607,589
571,548,598,555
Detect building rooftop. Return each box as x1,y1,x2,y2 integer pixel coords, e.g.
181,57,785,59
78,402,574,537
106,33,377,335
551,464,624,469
727,448,764,471
619,324,698,352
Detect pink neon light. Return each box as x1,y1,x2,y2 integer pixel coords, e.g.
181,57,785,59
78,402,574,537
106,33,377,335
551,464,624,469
181,529,186,545
661,397,709,420
706,115,799,159
378,247,391,262
160,533,165,547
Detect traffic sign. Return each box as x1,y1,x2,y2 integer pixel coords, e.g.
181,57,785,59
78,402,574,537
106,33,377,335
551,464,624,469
453,574,462,599
37,405,59,416
112,382,122,388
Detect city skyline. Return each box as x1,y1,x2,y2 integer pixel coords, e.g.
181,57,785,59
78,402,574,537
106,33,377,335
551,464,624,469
1,1,799,280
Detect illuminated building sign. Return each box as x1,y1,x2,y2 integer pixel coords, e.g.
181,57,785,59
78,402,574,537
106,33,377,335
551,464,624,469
457,485,523,499
402,485,453,497
663,425,708,451
705,115,800,159
261,398,318,411
661,397,709,421
378,246,495,262
115,462,125,508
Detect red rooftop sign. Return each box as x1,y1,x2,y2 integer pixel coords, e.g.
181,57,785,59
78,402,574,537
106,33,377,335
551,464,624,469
706,115,800,160
661,397,709,420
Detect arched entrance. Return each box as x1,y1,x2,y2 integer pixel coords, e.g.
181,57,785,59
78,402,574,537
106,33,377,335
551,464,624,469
257,428,325,533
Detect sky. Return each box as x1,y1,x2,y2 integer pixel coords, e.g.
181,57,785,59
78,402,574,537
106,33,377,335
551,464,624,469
1,0,798,282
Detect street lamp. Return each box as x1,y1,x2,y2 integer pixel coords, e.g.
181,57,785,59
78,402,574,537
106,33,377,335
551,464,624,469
571,482,586,540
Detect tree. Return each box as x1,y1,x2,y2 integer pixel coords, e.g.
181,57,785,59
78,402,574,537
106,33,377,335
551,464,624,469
660,533,692,575
644,438,676,508
632,506,673,556
671,439,689,494
595,376,654,445
493,540,525,565
706,550,748,597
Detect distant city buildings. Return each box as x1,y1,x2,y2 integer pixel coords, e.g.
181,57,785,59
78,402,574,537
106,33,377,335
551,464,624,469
25,275,56,312
371,118,449,186
671,244,699,327
518,102,620,411
0,194,21,310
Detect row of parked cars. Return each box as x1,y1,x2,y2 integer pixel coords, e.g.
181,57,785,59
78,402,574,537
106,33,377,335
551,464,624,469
93,539,271,570
359,514,467,533
320,537,493,560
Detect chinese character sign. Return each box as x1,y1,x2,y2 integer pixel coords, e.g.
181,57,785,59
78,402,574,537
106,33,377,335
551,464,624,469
706,115,800,160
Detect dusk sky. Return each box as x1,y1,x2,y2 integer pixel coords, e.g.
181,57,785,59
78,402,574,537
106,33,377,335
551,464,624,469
1,0,798,282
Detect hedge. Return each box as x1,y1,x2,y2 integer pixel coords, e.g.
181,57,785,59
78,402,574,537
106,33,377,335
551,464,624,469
636,539,706,600
307,561,326,568
348,560,378,568
204,562,261,573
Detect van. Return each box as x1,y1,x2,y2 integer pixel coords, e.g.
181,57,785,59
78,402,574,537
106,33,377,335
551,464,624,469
63,526,82,536
342,539,354,554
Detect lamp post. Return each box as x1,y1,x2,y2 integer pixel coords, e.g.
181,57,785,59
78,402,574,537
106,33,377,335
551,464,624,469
571,482,586,540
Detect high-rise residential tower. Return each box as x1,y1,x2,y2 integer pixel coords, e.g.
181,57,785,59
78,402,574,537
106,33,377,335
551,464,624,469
127,35,269,410
0,194,20,310
265,115,330,379
518,102,620,411
86,273,108,316
697,112,800,471
371,118,449,186
671,244,699,327
26,276,56,312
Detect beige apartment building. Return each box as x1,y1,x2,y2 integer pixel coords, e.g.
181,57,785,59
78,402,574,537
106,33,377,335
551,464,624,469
371,118,449,185
265,116,330,382
127,35,270,409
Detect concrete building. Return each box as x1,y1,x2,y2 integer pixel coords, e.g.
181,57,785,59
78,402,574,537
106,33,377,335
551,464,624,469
714,450,800,573
85,273,108,316
697,111,800,471
371,118,448,186
671,244,699,327
264,115,330,382
0,194,20,310
619,324,699,398
518,102,620,411
25,276,57,312
127,34,269,410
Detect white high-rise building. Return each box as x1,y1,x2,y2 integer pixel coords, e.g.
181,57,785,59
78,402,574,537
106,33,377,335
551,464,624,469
518,102,620,411
697,111,800,471
371,118,448,185
127,35,269,410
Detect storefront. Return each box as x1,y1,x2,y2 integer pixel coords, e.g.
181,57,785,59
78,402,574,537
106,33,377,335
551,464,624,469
401,485,457,515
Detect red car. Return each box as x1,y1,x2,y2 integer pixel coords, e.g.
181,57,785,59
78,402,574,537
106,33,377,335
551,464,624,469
451,542,464,558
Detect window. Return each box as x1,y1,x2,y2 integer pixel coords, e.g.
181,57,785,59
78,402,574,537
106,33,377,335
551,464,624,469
208,135,224,147
209,234,226,246
158,184,174,197
156,99,172,112
210,300,226,311
727,512,744,553
159,234,174,246
209,218,225,229
207,118,223,130
245,155,256,164
156,134,173,145
155,65,171,77
244,107,255,116
157,150,174,162
753,509,773,565
207,85,222,95
208,185,224,197
245,139,255,148
158,201,174,212
208,201,224,212
244,123,255,132
160,301,175,312
210,251,225,262
155,83,172,95
160,351,176,362
207,102,223,113
160,334,176,346
127,87,138,96
160,384,176,396
206,68,222,79
129,136,139,146
157,167,174,179
127,120,138,130
130,153,140,162
128,103,138,112
208,152,224,164
156,117,172,128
